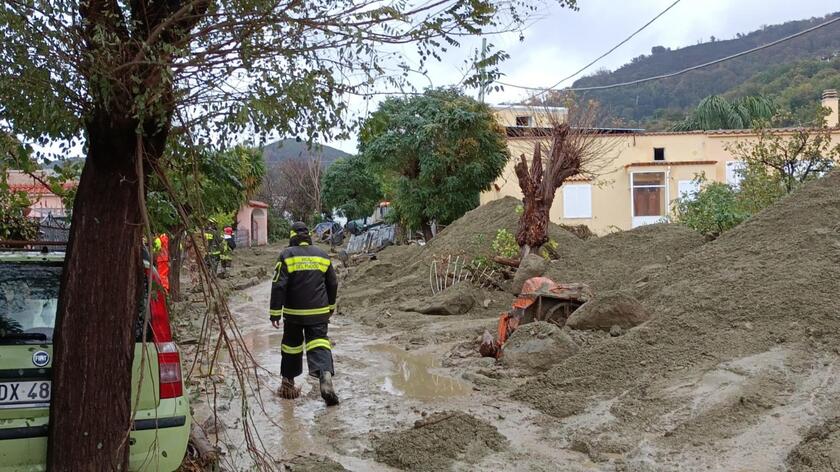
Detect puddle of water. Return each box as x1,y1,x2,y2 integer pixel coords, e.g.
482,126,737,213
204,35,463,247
369,344,472,400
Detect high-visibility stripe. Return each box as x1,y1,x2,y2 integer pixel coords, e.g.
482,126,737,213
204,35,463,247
306,339,331,351
284,256,331,273
282,306,331,316
281,343,304,354
269,309,283,316
272,262,283,282
328,304,336,311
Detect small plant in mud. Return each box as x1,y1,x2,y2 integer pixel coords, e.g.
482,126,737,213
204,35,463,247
492,229,519,259
539,239,559,260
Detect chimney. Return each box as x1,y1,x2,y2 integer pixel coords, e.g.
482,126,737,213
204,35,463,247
821,89,839,127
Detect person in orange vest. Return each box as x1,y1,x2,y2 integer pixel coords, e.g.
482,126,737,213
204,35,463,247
153,234,171,293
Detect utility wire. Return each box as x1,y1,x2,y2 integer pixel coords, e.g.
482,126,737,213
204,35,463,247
567,14,840,92
499,13,840,97
498,0,682,94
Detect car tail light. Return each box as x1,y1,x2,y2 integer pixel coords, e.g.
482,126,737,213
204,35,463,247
146,269,183,399
157,341,183,399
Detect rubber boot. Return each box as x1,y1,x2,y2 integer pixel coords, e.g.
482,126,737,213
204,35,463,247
319,371,339,406
277,377,301,399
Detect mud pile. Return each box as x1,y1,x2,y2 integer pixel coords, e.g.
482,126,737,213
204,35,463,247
373,411,507,471
546,222,706,292
513,171,840,468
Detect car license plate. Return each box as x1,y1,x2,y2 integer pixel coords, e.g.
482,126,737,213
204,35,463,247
0,381,51,408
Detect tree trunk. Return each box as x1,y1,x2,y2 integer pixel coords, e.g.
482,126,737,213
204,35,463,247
170,229,184,302
516,196,550,256
421,221,434,242
47,121,146,471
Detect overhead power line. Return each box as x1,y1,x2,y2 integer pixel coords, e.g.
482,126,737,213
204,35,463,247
498,0,682,94
500,13,840,97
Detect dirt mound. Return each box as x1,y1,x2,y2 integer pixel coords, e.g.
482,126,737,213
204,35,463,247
400,283,478,316
424,196,584,259
565,290,650,331
512,171,840,467
786,418,840,471
373,411,507,471
546,223,705,292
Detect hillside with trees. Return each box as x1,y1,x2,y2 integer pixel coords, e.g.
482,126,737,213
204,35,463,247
565,12,840,128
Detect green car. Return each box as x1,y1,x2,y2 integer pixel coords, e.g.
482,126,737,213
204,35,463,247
0,248,190,471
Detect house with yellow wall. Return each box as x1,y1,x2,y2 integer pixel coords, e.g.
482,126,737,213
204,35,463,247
482,90,840,234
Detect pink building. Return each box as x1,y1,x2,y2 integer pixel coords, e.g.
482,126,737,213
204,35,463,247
236,200,269,247
6,170,74,218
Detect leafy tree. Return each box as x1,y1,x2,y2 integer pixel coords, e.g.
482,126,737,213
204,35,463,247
148,145,265,299
0,174,38,241
729,126,840,193
672,95,776,131
673,178,749,238
321,156,382,220
0,1,578,467
361,88,509,240
675,126,840,237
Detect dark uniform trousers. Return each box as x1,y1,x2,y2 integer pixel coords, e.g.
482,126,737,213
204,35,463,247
280,321,334,378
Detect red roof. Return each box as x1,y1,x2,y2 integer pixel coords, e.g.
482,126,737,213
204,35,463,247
8,182,76,194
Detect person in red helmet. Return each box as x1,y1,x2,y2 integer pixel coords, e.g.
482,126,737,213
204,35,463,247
269,221,339,406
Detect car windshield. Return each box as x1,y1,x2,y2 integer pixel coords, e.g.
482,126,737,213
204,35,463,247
0,262,61,344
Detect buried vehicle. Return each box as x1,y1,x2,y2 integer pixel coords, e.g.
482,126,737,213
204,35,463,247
480,277,592,358
0,245,190,471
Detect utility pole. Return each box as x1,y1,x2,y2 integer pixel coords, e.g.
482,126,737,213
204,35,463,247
478,37,487,103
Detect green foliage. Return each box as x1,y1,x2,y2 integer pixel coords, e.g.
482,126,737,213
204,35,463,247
672,95,776,131
674,124,840,238
726,57,840,126
267,211,291,244
728,126,840,193
361,88,509,231
566,14,840,127
673,179,749,238
539,239,559,260
491,229,519,259
0,173,38,241
148,145,266,233
321,156,382,220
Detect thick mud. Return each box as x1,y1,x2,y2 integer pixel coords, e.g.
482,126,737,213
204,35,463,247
191,279,593,471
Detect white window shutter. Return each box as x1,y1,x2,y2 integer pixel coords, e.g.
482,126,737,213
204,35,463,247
563,184,592,219
678,180,700,200
726,161,745,186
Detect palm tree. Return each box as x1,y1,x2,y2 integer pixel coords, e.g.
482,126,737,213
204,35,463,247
673,95,776,131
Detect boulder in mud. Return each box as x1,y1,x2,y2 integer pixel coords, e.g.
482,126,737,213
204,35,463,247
510,254,549,294
283,454,349,472
402,284,476,316
373,411,507,471
501,321,579,370
566,291,650,331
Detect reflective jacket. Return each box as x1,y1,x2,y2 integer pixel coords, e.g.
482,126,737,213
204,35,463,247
269,243,338,325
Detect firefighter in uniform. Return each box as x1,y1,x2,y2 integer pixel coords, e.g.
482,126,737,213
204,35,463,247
270,222,339,406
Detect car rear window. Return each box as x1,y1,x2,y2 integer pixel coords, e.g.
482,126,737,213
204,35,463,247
0,262,61,344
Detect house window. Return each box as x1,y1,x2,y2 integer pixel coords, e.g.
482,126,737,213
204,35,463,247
632,172,667,217
726,161,745,187
563,184,592,219
653,148,665,161
677,180,700,200
515,115,531,127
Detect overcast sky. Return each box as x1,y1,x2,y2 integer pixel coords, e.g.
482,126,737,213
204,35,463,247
325,0,838,154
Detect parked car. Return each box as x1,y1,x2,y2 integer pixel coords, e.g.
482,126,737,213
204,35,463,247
0,246,190,471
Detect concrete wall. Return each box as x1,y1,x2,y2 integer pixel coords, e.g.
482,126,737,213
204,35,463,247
482,128,840,234
492,106,567,128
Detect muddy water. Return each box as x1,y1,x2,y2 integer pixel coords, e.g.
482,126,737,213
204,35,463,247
193,279,603,471
195,281,475,470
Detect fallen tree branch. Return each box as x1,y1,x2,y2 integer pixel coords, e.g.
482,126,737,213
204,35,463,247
492,256,521,268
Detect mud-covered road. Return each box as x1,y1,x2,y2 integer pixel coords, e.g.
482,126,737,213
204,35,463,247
191,278,602,471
